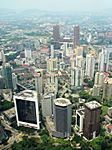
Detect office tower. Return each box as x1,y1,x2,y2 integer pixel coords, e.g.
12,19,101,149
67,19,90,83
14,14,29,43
53,25,60,42
12,73,18,90
2,63,13,90
51,45,55,58
53,25,60,49
42,93,55,118
76,108,85,132
34,69,44,95
0,76,5,89
54,98,72,138
71,67,84,88
86,54,95,79
103,78,112,100
98,48,109,72
73,25,80,48
83,101,101,140
14,90,40,129
47,58,57,72
76,55,84,68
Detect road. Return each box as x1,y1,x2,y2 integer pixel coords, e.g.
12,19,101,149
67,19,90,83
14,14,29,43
0,120,23,150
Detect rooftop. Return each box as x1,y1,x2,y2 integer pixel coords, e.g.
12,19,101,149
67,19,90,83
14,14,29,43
54,98,71,107
15,90,37,100
85,101,101,110
3,107,16,119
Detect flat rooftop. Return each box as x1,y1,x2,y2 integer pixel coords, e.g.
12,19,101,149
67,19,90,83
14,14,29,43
3,107,16,118
15,90,37,100
54,98,71,107
85,101,101,110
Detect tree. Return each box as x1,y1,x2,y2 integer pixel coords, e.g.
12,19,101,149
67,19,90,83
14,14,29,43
79,90,90,100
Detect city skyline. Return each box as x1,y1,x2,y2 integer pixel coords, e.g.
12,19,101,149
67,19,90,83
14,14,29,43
0,0,112,12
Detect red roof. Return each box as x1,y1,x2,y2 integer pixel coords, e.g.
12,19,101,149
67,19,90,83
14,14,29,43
40,48,49,53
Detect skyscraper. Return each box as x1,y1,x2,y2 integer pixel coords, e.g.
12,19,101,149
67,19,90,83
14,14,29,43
86,54,95,79
98,48,109,72
73,25,80,48
53,25,60,49
47,58,57,72
53,25,60,42
83,101,101,140
42,93,55,118
2,63,13,90
14,90,40,129
71,67,84,88
34,69,44,95
12,73,18,91
76,55,84,68
54,98,72,138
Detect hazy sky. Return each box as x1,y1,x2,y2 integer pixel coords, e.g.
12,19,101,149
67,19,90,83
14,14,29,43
0,0,111,11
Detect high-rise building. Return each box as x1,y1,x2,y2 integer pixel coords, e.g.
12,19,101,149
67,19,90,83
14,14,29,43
73,25,80,48
71,67,84,88
83,101,101,140
14,90,40,129
2,63,13,90
103,78,112,100
94,72,105,87
86,54,95,79
34,69,44,95
76,55,84,68
47,58,57,72
53,25,60,42
98,48,109,72
12,73,18,91
51,45,55,58
42,93,55,118
25,49,32,62
76,108,85,132
54,98,72,138
70,57,76,69
53,25,60,49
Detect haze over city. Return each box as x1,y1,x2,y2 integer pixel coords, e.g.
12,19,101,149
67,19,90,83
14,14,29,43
0,0,112,11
